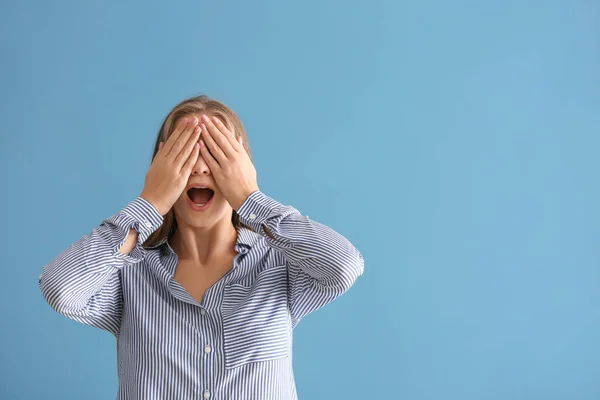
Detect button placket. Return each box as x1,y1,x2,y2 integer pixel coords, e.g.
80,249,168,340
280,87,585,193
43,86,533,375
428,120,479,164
200,299,215,400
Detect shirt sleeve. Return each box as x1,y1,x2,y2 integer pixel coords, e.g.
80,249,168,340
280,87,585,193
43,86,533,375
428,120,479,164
38,196,163,336
236,190,364,327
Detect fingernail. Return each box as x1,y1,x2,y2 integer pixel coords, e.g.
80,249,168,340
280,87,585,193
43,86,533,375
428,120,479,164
181,117,188,124
195,126,201,134
212,116,220,124
199,139,204,147
202,123,207,132
202,115,210,123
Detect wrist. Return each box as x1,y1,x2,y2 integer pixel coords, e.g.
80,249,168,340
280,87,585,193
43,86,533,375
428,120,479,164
140,193,167,216
231,188,259,211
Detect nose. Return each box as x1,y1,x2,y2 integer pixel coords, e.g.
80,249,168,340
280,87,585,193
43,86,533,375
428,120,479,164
191,153,211,176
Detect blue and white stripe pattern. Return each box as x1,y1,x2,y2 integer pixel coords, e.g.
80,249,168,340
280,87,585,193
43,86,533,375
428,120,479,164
39,190,364,399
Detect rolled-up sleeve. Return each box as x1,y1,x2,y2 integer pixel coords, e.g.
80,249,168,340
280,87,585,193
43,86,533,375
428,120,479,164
38,197,163,335
237,190,364,326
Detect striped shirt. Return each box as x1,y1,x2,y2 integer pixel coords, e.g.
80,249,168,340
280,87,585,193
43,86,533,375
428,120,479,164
39,190,364,399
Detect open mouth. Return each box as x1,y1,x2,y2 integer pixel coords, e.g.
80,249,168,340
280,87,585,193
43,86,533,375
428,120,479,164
187,187,215,207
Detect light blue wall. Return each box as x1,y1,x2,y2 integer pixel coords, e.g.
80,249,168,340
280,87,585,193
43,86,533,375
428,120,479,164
1,1,599,399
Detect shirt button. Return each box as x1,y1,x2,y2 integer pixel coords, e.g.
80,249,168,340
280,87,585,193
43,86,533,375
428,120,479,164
203,390,211,399
200,308,206,316
249,213,256,220
144,221,152,228
205,344,211,354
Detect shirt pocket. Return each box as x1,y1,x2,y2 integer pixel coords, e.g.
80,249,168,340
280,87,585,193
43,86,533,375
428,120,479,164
221,264,291,369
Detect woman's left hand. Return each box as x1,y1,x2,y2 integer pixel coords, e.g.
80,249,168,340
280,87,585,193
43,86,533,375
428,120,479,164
199,114,259,211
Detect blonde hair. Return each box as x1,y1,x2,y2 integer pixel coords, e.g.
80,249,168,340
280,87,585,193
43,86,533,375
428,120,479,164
142,95,252,248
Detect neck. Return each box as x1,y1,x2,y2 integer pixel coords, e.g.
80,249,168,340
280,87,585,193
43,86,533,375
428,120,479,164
170,217,238,265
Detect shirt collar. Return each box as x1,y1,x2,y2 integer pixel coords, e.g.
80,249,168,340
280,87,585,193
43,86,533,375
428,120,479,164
147,224,260,252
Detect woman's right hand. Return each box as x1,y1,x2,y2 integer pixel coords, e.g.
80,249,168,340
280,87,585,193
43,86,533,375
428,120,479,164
140,117,201,216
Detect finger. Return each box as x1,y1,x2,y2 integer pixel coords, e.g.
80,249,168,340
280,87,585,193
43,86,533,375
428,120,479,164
236,135,250,157
174,125,201,171
182,142,201,175
211,116,240,150
167,117,199,159
162,117,190,156
201,115,236,158
199,139,220,171
201,123,228,164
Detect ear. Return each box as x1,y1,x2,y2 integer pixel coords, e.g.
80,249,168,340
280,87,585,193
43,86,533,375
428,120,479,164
158,141,164,151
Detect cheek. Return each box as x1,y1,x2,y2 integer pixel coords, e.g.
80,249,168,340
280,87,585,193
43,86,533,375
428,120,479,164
176,191,190,206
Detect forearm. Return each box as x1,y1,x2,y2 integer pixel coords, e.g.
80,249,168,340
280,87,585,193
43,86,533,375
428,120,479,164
236,191,364,289
39,197,162,313
118,228,139,255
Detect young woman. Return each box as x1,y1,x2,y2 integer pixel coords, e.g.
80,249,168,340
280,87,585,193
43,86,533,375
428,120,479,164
39,95,364,399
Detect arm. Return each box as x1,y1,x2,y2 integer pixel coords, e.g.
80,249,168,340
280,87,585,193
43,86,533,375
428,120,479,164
38,197,163,336
237,190,364,327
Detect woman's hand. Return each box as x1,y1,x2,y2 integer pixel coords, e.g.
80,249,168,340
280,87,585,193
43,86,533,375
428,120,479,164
140,117,201,215
199,115,259,211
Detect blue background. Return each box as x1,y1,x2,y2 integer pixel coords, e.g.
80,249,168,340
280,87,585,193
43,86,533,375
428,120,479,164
1,0,599,399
